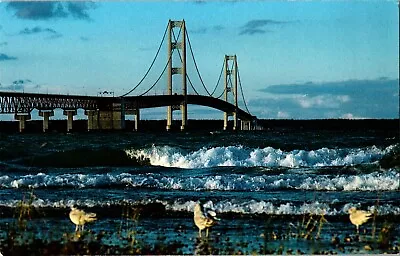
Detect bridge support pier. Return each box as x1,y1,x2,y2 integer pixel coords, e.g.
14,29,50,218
241,120,251,131
39,110,54,132
134,108,140,131
233,112,238,131
63,110,77,132
166,106,172,131
85,110,98,131
223,113,229,130
180,104,187,131
14,113,31,133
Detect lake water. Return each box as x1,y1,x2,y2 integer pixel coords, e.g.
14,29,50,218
0,128,399,254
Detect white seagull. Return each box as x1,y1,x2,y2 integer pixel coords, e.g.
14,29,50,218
193,203,219,238
69,206,97,232
348,207,372,234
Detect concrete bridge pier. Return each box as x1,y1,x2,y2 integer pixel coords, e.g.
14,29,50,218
85,110,98,131
233,112,238,131
63,110,77,132
241,120,252,131
223,112,228,130
39,110,54,132
166,106,172,131
134,108,140,131
14,113,31,133
180,104,187,131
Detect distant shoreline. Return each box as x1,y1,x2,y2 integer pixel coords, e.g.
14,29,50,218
0,119,398,133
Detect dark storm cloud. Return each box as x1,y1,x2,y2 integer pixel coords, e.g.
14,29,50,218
6,1,96,21
0,53,17,61
239,19,292,36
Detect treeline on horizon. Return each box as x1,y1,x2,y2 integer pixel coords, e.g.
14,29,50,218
0,119,398,133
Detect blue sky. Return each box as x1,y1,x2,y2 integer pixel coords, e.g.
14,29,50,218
0,1,399,120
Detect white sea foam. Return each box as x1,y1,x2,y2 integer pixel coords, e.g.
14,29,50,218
1,198,399,216
125,145,391,169
1,169,398,191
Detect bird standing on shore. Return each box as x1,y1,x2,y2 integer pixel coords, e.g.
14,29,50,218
193,203,219,238
348,207,372,234
69,206,97,232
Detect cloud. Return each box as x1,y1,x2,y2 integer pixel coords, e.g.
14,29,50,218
0,79,40,91
0,53,17,61
67,2,96,20
239,28,269,35
239,19,292,36
6,1,96,21
18,26,62,39
251,78,398,119
341,113,366,120
19,26,56,35
261,78,398,98
297,94,350,109
6,2,67,20
80,36,90,41
190,25,225,34
0,42,8,46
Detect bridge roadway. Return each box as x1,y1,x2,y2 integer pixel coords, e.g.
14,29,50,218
0,91,254,120
0,91,256,131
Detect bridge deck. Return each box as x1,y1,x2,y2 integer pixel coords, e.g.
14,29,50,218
0,92,255,121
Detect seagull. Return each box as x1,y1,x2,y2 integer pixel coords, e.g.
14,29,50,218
69,206,97,232
193,203,219,238
348,207,372,234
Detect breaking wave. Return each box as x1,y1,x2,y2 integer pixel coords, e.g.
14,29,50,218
1,169,398,191
125,145,393,168
0,198,399,216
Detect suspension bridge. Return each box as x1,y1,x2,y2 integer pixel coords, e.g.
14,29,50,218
0,20,257,132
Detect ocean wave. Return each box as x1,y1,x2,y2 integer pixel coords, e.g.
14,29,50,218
125,145,393,169
1,198,399,216
1,169,398,191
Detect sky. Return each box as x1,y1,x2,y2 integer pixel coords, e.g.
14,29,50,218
0,0,399,120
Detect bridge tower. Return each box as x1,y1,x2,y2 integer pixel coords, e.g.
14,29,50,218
166,20,187,131
223,55,238,130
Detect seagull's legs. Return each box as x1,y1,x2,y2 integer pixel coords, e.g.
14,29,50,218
198,229,202,238
75,225,78,232
206,228,209,238
356,225,359,234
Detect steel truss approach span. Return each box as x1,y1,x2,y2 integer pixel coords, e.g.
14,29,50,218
0,92,98,113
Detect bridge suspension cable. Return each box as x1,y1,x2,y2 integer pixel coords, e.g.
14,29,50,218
138,25,184,96
120,23,169,97
237,65,251,114
215,87,226,99
210,61,224,96
185,30,212,96
138,54,171,96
